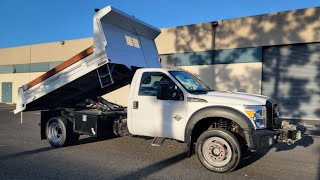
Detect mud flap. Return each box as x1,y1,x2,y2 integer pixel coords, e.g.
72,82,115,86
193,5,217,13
276,121,305,145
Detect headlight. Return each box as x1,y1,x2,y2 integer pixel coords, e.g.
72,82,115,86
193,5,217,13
244,105,267,129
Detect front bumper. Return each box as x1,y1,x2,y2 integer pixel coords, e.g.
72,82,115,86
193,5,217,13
244,121,305,151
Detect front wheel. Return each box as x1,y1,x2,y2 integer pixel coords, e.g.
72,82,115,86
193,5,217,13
196,128,241,173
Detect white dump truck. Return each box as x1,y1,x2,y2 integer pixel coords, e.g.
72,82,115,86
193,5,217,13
14,6,304,172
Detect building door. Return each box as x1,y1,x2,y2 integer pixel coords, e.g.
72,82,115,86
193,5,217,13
2,82,12,103
262,43,320,120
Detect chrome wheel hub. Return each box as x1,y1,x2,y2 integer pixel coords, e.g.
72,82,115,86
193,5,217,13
202,137,232,167
48,122,63,143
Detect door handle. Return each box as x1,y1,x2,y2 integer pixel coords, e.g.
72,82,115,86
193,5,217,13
173,115,182,121
133,101,139,109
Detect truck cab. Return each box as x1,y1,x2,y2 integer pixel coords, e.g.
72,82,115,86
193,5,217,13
127,68,303,172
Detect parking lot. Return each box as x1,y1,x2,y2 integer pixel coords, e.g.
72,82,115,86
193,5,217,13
0,104,319,180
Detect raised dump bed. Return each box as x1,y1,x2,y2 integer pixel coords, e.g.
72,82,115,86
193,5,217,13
14,6,160,113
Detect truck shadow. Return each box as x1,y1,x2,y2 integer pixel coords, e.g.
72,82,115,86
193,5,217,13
77,134,314,173
76,134,118,145
237,134,314,170
237,149,269,170
0,146,55,161
76,135,154,145
114,151,188,180
0,135,119,161
274,135,314,152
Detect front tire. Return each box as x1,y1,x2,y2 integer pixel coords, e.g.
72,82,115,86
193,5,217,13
46,117,79,147
196,128,241,173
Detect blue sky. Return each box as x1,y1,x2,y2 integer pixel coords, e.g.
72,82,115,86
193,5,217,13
0,0,319,48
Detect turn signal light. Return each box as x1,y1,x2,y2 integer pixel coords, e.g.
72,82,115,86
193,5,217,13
245,109,255,118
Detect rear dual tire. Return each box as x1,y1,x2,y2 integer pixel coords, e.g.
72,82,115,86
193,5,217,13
196,128,241,173
46,117,79,147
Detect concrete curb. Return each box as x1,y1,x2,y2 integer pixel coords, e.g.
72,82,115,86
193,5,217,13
302,124,320,136
283,118,320,136
0,103,15,108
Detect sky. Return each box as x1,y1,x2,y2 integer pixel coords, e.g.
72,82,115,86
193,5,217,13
0,0,319,48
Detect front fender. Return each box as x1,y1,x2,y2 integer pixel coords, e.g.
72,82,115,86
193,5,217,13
184,106,255,146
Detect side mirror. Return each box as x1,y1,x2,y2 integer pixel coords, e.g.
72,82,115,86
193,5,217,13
175,90,184,101
157,83,184,101
157,83,170,100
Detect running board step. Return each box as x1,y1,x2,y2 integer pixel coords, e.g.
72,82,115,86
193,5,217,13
151,137,165,146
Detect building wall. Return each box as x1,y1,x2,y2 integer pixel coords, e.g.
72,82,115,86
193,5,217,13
160,47,263,94
0,72,45,103
215,7,320,50
262,42,320,120
156,7,320,101
155,7,320,53
156,23,213,54
0,37,93,64
102,85,130,106
0,38,93,103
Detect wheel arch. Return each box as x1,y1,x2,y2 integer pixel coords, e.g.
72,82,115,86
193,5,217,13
184,106,254,146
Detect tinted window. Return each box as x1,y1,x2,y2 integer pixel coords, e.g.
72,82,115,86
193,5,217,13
139,72,176,96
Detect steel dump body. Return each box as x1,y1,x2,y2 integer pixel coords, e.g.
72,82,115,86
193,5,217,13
14,6,160,113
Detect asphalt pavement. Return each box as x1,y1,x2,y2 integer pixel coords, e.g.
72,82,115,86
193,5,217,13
0,104,319,180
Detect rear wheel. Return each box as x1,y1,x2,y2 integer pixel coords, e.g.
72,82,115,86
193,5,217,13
196,128,241,173
46,117,79,147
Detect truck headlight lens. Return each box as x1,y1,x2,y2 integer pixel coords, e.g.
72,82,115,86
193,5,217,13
244,105,267,129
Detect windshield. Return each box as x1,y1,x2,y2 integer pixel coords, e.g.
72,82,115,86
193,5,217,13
169,71,211,93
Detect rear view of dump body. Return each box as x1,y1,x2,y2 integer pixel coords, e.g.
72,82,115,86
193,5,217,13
14,6,160,113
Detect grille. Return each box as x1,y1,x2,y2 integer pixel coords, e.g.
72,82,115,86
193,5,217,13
273,104,279,119
265,99,277,129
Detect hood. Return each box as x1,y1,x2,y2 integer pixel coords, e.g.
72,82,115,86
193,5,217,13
197,91,270,105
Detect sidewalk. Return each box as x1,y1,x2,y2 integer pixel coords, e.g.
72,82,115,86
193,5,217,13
0,103,15,109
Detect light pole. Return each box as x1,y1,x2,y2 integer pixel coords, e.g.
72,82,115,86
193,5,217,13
211,21,219,51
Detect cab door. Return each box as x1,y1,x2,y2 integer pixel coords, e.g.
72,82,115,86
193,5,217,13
131,71,187,141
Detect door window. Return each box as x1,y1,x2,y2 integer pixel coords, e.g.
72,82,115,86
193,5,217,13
138,72,183,100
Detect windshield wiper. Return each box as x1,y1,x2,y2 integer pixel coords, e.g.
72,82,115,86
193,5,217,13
190,89,208,93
